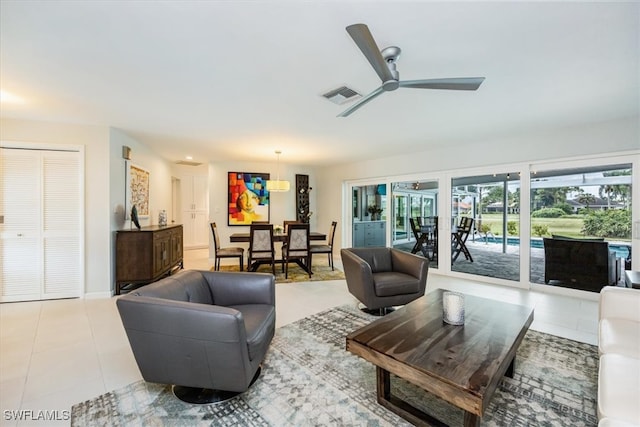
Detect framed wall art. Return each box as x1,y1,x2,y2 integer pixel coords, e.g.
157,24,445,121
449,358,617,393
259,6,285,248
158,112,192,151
228,172,270,225
128,164,150,218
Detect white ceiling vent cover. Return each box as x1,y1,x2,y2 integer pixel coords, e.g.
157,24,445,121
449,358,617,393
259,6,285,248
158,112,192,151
322,86,361,105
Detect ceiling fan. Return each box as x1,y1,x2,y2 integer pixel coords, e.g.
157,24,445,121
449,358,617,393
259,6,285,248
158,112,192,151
338,23,485,117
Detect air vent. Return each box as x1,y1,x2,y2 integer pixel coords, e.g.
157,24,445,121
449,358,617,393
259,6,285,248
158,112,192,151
322,86,361,105
175,160,202,166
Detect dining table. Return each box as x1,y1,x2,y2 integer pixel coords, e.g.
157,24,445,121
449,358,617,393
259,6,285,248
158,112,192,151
229,231,326,243
230,231,327,272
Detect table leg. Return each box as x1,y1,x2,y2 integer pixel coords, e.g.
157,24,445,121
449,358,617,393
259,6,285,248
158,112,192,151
375,367,448,427
463,412,481,427
505,356,515,379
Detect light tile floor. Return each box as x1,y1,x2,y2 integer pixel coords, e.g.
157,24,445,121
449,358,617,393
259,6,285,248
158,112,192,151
0,249,599,426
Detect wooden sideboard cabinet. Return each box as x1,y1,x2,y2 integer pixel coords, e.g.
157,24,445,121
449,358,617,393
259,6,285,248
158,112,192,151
115,224,184,295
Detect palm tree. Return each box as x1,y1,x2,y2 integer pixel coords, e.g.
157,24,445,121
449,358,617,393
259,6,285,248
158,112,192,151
576,192,596,211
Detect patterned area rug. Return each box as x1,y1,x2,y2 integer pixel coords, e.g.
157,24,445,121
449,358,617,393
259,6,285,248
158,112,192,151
71,304,598,426
213,262,345,284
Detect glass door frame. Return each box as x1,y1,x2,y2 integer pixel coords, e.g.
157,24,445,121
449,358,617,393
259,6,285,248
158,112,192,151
342,152,639,295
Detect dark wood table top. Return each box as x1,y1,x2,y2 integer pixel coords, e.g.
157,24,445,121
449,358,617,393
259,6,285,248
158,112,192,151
229,231,326,243
346,289,534,417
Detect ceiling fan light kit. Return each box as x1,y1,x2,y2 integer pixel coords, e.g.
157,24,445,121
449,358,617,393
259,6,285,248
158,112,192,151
338,23,485,117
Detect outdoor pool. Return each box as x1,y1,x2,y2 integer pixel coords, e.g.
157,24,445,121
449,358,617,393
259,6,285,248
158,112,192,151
475,236,631,259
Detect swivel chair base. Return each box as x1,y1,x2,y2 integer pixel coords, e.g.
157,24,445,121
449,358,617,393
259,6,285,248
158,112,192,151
358,303,396,316
172,367,261,404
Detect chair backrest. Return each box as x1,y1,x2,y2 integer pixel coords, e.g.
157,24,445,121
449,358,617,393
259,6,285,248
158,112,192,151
283,220,300,230
327,221,337,247
286,223,310,254
249,224,274,256
409,218,421,240
424,216,438,239
345,247,393,273
455,217,474,242
458,216,474,233
210,222,221,251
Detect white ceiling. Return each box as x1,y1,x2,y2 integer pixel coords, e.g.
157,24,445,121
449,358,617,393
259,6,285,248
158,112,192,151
1,1,638,166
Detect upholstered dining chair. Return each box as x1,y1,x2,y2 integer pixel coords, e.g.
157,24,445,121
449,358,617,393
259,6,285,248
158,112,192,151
310,221,337,270
248,223,276,274
210,222,244,271
282,223,311,278
283,220,300,229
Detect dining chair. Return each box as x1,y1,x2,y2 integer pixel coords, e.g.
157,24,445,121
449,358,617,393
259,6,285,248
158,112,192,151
451,217,474,263
283,220,301,228
282,223,311,278
210,222,244,271
310,221,337,270
426,216,439,261
409,218,429,258
248,223,276,274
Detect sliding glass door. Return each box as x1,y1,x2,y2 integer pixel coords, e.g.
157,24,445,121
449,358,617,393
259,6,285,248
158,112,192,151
351,183,387,248
451,172,521,282
344,154,637,292
391,180,439,269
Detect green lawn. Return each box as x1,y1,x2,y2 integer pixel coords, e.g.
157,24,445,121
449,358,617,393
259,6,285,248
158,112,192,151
477,214,586,238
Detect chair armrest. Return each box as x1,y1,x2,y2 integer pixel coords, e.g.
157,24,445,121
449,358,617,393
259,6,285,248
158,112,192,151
599,287,640,323
200,271,275,307
390,248,430,281
116,296,247,343
341,249,376,302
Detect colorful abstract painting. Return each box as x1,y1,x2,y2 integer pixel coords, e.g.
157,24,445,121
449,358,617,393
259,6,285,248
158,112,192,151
228,172,270,225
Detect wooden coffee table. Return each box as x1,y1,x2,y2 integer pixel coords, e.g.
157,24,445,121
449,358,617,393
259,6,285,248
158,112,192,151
346,289,534,427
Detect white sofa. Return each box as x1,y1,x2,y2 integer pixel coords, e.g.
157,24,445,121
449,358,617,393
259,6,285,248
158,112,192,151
598,286,640,427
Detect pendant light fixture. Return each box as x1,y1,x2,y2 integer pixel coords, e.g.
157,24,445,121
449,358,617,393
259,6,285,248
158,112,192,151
266,150,290,192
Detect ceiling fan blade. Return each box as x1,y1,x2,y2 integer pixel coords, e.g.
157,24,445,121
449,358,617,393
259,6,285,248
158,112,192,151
346,24,395,83
337,86,385,117
399,77,485,90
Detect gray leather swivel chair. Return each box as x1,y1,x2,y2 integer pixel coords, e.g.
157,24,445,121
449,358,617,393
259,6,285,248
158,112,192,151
116,269,275,404
341,247,429,315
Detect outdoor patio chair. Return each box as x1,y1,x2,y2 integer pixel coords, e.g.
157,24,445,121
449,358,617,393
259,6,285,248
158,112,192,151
452,217,474,263
409,218,429,258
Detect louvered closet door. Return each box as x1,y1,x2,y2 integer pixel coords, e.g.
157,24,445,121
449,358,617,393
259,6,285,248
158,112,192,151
0,149,42,301
41,151,81,298
0,148,82,302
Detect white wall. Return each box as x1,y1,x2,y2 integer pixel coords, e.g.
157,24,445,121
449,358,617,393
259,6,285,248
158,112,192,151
1,117,111,295
315,116,640,252
208,160,317,259
109,128,175,292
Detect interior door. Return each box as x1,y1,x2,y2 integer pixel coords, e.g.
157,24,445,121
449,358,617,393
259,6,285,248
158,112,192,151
0,147,82,302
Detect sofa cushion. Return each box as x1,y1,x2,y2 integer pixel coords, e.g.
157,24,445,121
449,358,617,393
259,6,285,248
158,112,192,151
230,304,276,361
373,272,420,297
599,318,640,358
598,353,640,424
